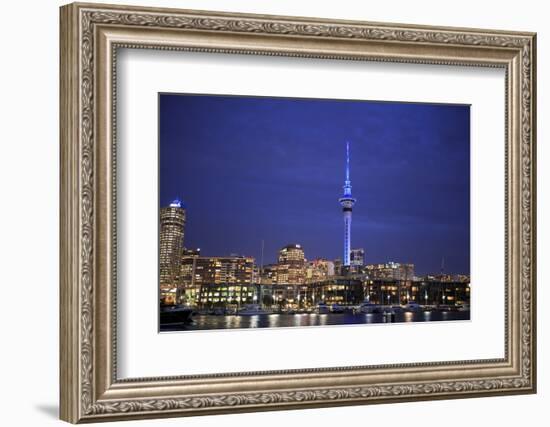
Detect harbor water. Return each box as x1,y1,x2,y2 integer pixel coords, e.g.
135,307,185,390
161,310,470,332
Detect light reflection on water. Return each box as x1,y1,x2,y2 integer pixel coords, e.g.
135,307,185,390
165,311,470,332
268,314,279,328
249,315,259,329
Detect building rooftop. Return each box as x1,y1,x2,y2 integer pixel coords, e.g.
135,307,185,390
280,243,303,251
168,198,185,208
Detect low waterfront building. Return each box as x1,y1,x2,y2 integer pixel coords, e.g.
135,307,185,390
187,272,469,310
160,286,179,306
363,278,470,306
197,283,259,308
362,279,402,305
413,279,470,306
261,284,304,308
309,278,364,306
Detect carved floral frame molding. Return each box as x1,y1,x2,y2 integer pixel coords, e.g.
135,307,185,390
60,2,536,423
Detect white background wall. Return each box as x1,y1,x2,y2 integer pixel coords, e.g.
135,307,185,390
0,0,546,426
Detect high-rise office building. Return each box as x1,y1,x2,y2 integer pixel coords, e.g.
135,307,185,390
179,248,201,303
365,262,415,281
159,199,186,304
259,264,278,285
338,142,356,267
333,258,343,276
181,255,256,304
350,248,365,270
305,258,335,282
276,244,306,284
194,256,255,285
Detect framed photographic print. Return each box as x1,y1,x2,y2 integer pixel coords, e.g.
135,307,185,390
158,94,472,332
60,2,537,423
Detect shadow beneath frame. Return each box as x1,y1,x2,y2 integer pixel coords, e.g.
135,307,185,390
35,404,58,419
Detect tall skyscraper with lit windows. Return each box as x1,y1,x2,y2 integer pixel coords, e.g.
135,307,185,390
276,244,306,284
338,142,356,267
159,199,186,303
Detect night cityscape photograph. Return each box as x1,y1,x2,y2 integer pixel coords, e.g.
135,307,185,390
158,93,471,332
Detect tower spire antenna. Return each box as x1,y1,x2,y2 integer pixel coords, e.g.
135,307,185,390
346,141,350,182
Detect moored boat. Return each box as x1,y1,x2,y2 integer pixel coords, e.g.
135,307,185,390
330,304,344,313
238,304,270,316
457,303,470,312
359,301,382,314
316,303,330,314
404,301,422,312
160,305,193,326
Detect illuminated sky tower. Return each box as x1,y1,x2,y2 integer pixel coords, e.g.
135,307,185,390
338,142,356,267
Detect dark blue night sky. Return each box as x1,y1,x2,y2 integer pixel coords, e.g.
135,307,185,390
159,94,470,275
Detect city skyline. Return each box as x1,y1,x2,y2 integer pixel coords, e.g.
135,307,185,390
160,94,470,275
158,195,467,278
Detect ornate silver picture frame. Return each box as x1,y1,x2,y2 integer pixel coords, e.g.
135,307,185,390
60,2,536,423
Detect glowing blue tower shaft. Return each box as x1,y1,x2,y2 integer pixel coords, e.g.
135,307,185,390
343,211,352,266
338,142,356,267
